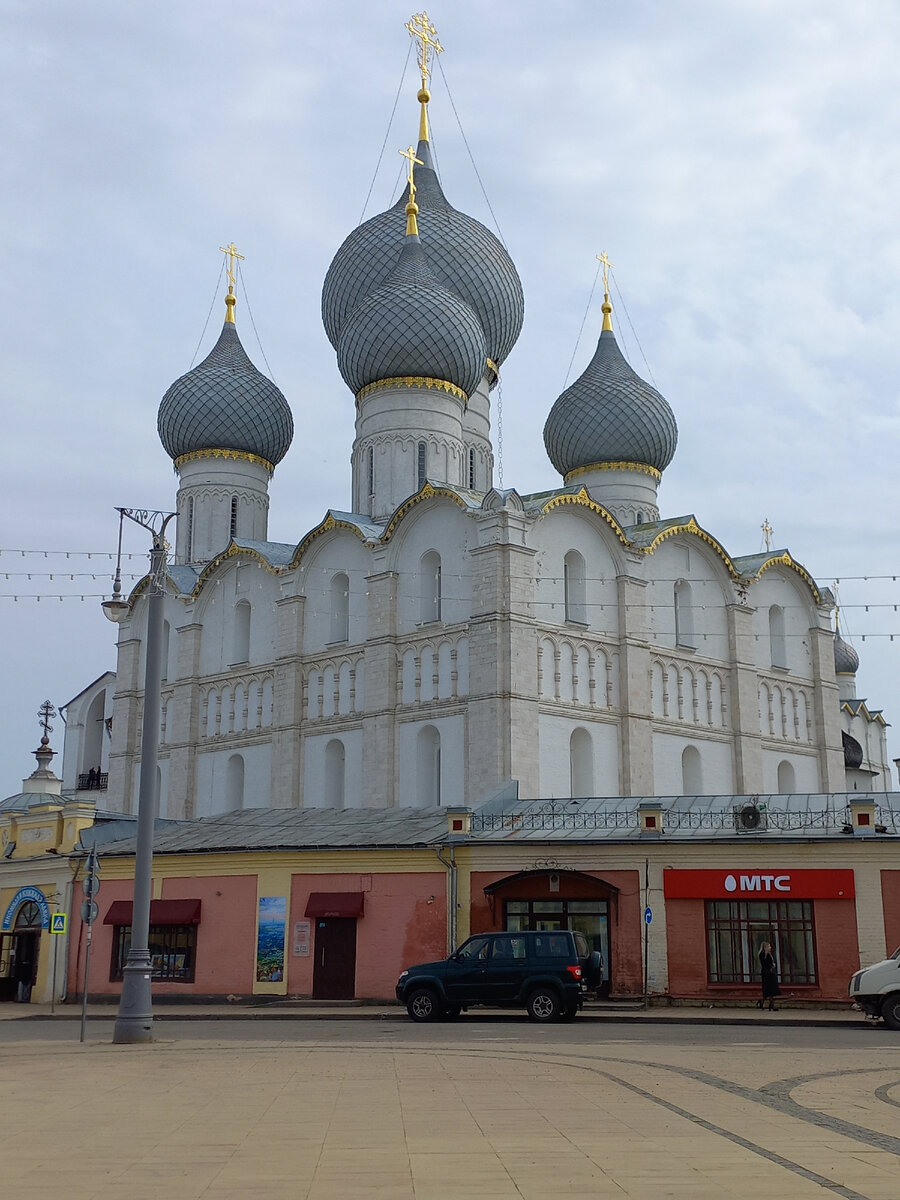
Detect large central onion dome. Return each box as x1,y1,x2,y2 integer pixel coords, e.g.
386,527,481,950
323,141,523,370
337,220,487,399
158,300,293,468
544,298,677,477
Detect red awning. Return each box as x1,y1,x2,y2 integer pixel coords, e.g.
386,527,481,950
305,892,365,919
103,899,202,926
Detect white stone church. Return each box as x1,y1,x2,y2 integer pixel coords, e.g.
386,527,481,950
61,52,891,818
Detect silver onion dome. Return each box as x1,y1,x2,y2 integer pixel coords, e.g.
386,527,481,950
158,320,293,467
323,141,523,370
337,231,487,398
544,327,678,477
834,629,859,675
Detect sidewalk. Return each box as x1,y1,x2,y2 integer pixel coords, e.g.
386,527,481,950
1,998,870,1027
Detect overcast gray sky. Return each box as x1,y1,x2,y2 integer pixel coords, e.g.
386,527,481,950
3,1,899,788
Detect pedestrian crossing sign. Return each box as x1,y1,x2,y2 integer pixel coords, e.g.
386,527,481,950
50,913,67,935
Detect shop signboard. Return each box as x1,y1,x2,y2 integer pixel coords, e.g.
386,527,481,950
2,886,50,929
663,868,855,900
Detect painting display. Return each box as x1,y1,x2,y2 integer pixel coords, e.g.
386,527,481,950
255,896,286,981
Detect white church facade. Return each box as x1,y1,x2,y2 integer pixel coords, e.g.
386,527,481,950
61,26,892,820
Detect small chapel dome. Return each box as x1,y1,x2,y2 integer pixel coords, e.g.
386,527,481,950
834,628,859,675
323,141,523,372
543,294,678,478
337,220,487,400
158,293,293,468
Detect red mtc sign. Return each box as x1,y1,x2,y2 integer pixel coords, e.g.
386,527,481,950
663,868,855,900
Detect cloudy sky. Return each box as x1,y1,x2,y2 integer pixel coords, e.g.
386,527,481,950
3,1,899,786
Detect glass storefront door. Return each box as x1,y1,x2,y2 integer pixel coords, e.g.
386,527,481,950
505,899,610,994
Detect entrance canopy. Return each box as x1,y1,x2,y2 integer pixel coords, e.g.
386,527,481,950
103,899,202,925
305,892,365,918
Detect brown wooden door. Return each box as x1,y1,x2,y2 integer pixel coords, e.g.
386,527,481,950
312,918,357,999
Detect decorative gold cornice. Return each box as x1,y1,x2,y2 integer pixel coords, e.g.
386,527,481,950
356,377,468,405
564,460,662,484
193,542,285,593
382,482,467,543
744,551,822,603
841,699,887,726
289,513,370,569
175,448,275,474
539,488,629,546
638,517,739,576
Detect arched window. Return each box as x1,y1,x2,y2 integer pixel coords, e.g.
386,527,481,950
564,550,586,624
674,580,695,648
367,446,375,497
185,497,194,563
681,745,703,794
777,759,795,793
468,447,476,489
420,551,441,624
637,511,645,524
232,600,251,664
769,605,787,668
329,572,350,643
230,496,238,540
161,620,171,682
224,754,245,812
324,739,346,808
417,725,441,806
14,901,42,929
569,727,594,797
417,441,427,489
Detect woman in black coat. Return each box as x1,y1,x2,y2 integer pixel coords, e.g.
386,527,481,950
757,941,780,1011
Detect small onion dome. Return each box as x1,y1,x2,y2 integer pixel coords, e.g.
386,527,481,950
323,141,523,370
842,730,864,769
337,231,487,399
543,327,677,476
834,629,859,675
158,321,293,467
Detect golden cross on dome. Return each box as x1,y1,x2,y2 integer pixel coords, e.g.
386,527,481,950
762,517,774,551
596,251,614,294
399,145,424,198
406,12,443,85
219,242,244,293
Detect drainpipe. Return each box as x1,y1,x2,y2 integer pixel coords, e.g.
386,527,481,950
434,844,457,954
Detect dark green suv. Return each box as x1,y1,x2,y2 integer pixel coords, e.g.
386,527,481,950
396,930,603,1023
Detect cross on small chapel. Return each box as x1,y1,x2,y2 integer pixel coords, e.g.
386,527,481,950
406,12,443,82
597,251,614,294
761,518,774,551
38,700,56,739
219,242,245,293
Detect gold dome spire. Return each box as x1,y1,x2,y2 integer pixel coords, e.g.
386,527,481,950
219,241,244,324
597,250,614,332
406,11,443,143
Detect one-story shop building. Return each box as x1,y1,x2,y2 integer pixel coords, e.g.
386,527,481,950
66,788,900,1006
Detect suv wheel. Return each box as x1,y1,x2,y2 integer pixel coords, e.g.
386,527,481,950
526,987,561,1023
407,988,441,1022
881,994,900,1030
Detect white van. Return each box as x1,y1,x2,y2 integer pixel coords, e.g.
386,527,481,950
849,948,900,1028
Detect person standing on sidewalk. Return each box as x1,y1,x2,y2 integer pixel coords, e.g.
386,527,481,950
757,941,780,1011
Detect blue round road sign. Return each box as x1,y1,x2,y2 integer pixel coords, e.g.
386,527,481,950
644,907,653,924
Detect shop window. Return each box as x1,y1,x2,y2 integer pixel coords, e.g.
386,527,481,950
110,924,197,982
329,572,350,643
769,605,787,668
505,898,609,987
563,550,586,623
674,580,695,647
705,900,817,985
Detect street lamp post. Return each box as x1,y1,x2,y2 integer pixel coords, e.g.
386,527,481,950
102,507,175,1044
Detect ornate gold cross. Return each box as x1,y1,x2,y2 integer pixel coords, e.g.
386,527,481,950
762,518,774,551
406,11,443,84
399,144,424,200
597,251,614,295
219,241,244,293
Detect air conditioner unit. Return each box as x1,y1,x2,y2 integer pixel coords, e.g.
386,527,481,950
733,802,768,833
